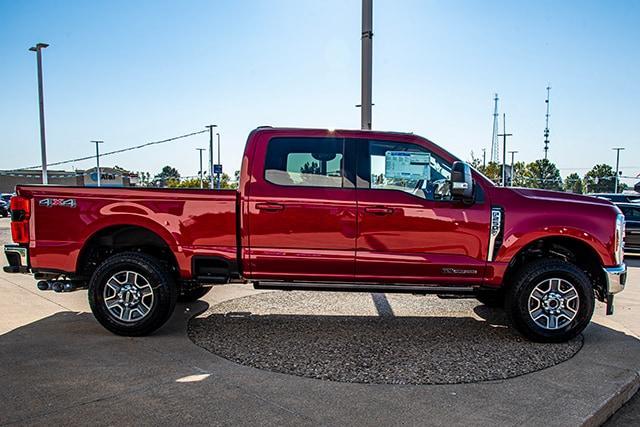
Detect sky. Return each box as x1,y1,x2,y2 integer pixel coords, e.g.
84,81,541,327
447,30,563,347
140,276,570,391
1,0,639,184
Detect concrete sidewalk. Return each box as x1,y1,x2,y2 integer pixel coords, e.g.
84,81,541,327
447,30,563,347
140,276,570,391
1,217,639,426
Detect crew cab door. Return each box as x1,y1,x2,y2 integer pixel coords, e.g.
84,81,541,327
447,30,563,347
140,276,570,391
355,137,490,285
246,134,357,281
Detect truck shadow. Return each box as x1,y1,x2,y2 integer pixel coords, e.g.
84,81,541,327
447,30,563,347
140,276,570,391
187,303,582,385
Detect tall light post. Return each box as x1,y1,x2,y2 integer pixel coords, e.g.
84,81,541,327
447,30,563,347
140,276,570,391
196,148,206,189
497,113,512,187
482,148,486,168
29,42,50,184
205,125,217,189
360,0,373,130
216,132,222,189
508,150,518,187
91,140,104,187
613,147,625,193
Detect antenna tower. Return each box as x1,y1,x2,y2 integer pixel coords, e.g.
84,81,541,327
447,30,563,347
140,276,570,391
490,93,499,163
544,85,551,159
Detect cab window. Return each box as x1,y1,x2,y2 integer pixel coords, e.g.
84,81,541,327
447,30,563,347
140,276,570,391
264,137,344,188
362,140,452,201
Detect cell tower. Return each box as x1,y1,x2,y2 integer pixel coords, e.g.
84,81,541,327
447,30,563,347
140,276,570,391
544,85,551,160
490,93,499,163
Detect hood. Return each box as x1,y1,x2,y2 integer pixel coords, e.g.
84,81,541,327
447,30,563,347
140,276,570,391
506,187,616,207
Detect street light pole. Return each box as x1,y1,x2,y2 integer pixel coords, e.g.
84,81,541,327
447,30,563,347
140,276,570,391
29,43,50,184
613,147,625,193
205,125,217,189
91,140,104,187
196,148,206,189
360,0,373,130
216,132,221,190
482,148,486,169
497,114,512,187
508,150,519,187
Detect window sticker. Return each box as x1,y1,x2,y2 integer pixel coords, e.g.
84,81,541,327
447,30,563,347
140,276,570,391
384,151,431,180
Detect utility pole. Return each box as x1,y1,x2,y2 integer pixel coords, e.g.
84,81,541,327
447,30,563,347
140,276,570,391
482,148,486,168
205,125,217,189
91,140,104,187
544,85,551,160
29,42,49,184
508,150,519,186
216,132,221,189
490,93,499,163
613,147,625,193
497,114,512,187
196,148,206,189
360,0,373,130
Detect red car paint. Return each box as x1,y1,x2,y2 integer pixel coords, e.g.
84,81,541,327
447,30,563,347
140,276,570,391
9,127,622,289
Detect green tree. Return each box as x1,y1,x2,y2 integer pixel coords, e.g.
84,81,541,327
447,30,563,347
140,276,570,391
522,159,562,190
511,161,527,187
583,164,616,193
564,172,583,194
300,161,321,174
154,166,180,187
482,162,502,184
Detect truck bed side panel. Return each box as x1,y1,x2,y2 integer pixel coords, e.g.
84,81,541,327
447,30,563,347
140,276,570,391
17,186,238,279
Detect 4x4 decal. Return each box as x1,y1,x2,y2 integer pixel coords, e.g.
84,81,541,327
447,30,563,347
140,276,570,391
39,198,77,208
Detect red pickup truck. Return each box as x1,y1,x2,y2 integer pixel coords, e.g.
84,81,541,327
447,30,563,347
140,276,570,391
4,127,627,342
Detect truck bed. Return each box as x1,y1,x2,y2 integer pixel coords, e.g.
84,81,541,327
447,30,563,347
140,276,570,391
17,185,238,278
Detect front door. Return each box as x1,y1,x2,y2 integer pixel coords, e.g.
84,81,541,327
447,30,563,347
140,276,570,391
247,135,357,281
355,138,490,285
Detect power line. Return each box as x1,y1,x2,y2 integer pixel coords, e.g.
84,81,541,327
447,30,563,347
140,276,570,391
16,129,208,170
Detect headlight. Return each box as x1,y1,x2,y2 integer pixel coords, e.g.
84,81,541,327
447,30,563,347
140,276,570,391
615,213,625,264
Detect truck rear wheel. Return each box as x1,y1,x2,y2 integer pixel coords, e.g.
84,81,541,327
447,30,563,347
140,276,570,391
88,252,177,336
506,259,594,343
178,286,212,302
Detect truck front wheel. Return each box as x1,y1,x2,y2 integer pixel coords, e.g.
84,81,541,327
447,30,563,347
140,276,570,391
506,259,594,343
88,252,177,336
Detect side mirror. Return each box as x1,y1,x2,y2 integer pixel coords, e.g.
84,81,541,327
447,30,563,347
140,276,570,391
451,161,474,202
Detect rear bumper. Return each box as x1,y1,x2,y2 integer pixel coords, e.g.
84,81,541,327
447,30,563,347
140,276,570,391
3,245,29,274
603,264,626,295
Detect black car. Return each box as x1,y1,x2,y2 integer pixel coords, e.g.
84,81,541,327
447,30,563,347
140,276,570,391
0,199,9,218
591,193,640,203
617,203,640,254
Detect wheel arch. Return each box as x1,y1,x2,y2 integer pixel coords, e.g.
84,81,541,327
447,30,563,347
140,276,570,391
76,224,180,280
502,235,607,301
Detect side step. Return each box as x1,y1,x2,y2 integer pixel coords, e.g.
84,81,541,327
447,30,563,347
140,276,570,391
253,281,476,295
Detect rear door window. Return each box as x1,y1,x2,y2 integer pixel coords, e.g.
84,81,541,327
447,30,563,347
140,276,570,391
264,137,345,188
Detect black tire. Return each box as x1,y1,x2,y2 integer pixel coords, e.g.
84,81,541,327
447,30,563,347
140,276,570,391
475,289,505,308
88,252,177,336
178,286,212,302
506,259,594,343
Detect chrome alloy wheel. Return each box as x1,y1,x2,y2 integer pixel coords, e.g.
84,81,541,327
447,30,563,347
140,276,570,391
528,278,579,330
103,271,154,322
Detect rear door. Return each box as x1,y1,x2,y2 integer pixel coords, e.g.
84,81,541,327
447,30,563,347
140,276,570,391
355,137,490,285
246,134,357,281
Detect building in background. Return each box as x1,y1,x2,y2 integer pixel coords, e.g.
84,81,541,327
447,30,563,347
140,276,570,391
0,167,138,193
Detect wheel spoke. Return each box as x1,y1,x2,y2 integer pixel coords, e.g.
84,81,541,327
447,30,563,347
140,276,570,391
103,270,155,323
528,277,580,332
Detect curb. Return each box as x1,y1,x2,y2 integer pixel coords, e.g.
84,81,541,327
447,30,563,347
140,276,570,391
584,371,640,427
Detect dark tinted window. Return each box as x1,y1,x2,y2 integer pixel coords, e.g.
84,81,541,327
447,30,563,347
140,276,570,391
621,206,640,221
264,137,344,188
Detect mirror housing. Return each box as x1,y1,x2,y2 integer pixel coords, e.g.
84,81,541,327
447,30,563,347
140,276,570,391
451,161,474,202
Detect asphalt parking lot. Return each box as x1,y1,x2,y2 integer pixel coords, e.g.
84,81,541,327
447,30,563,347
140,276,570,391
1,217,639,426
